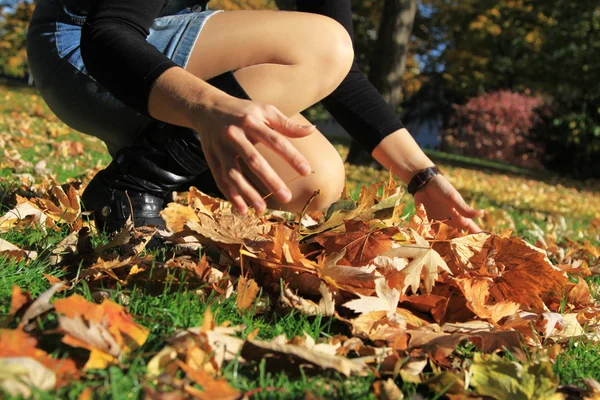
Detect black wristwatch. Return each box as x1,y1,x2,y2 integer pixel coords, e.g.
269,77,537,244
407,166,442,195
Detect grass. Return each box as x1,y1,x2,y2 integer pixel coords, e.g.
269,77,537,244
1,80,600,398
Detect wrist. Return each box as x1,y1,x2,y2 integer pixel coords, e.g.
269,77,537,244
371,128,435,183
407,166,442,195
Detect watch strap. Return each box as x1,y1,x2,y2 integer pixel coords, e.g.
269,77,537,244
407,166,441,195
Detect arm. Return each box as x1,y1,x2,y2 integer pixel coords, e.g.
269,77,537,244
296,0,483,232
80,0,313,213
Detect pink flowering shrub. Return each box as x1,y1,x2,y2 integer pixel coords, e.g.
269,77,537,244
442,90,549,169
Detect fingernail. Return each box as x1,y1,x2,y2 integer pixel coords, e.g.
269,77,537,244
252,201,265,214
276,189,292,203
299,162,311,175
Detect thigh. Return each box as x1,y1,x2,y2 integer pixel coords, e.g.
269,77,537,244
186,10,348,80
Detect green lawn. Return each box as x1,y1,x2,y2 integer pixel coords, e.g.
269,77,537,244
1,81,599,399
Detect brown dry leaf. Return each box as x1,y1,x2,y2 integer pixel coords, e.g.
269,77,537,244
187,210,270,246
457,277,520,323
241,338,370,377
20,282,66,328
280,282,335,317
318,250,376,291
447,232,491,271
383,229,451,294
373,378,404,400
54,294,149,370
484,236,568,311
0,237,37,261
0,329,79,390
568,277,592,308
49,229,79,266
31,184,81,225
315,220,398,266
236,276,259,311
349,310,408,343
0,196,49,233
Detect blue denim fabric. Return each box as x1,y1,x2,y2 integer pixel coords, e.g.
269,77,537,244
26,0,220,155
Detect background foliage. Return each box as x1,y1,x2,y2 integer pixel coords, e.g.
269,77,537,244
2,0,599,177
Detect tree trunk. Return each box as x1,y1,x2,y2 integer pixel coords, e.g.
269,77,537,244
346,0,417,165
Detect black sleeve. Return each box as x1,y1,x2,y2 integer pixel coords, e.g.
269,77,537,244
80,0,178,115
296,0,405,153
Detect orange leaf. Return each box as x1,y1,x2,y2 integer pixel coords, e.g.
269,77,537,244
10,285,31,316
54,295,149,369
0,329,79,387
177,360,240,400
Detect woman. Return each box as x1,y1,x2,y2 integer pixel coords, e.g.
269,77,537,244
26,0,483,234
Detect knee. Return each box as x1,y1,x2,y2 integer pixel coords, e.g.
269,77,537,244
281,149,346,213
310,17,354,93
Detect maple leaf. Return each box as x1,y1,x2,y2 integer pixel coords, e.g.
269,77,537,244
187,211,270,246
315,220,398,266
344,278,400,315
160,202,200,233
383,229,451,294
483,236,568,311
53,295,149,370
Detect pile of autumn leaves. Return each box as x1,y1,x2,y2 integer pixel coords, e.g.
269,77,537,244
1,178,600,399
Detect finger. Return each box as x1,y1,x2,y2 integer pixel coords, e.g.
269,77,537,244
205,149,248,213
229,132,292,204
451,209,482,234
264,105,316,138
251,124,312,176
450,192,484,219
223,161,267,214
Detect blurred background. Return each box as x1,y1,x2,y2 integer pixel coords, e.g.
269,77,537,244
1,0,599,179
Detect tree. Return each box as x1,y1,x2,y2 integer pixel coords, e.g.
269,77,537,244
346,0,418,165
0,0,34,78
416,0,600,178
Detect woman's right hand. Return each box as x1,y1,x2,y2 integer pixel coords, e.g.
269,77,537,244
190,94,315,214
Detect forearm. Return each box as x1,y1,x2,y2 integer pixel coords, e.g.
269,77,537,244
147,67,224,128
371,128,434,184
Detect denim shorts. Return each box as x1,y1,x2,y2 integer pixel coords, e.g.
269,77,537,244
26,0,221,156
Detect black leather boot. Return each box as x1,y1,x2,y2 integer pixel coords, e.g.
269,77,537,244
82,71,250,233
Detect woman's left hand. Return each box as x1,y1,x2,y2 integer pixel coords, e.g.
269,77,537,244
412,175,484,234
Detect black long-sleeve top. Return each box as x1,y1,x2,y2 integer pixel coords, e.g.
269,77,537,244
80,0,405,153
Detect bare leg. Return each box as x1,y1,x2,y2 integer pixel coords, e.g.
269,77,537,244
185,10,350,211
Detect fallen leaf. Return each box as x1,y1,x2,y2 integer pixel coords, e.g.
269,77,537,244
241,339,370,377
373,378,404,400
0,357,56,397
54,295,149,370
177,360,240,400
383,229,451,294
315,220,398,266
236,276,259,311
344,278,400,315
470,353,562,400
